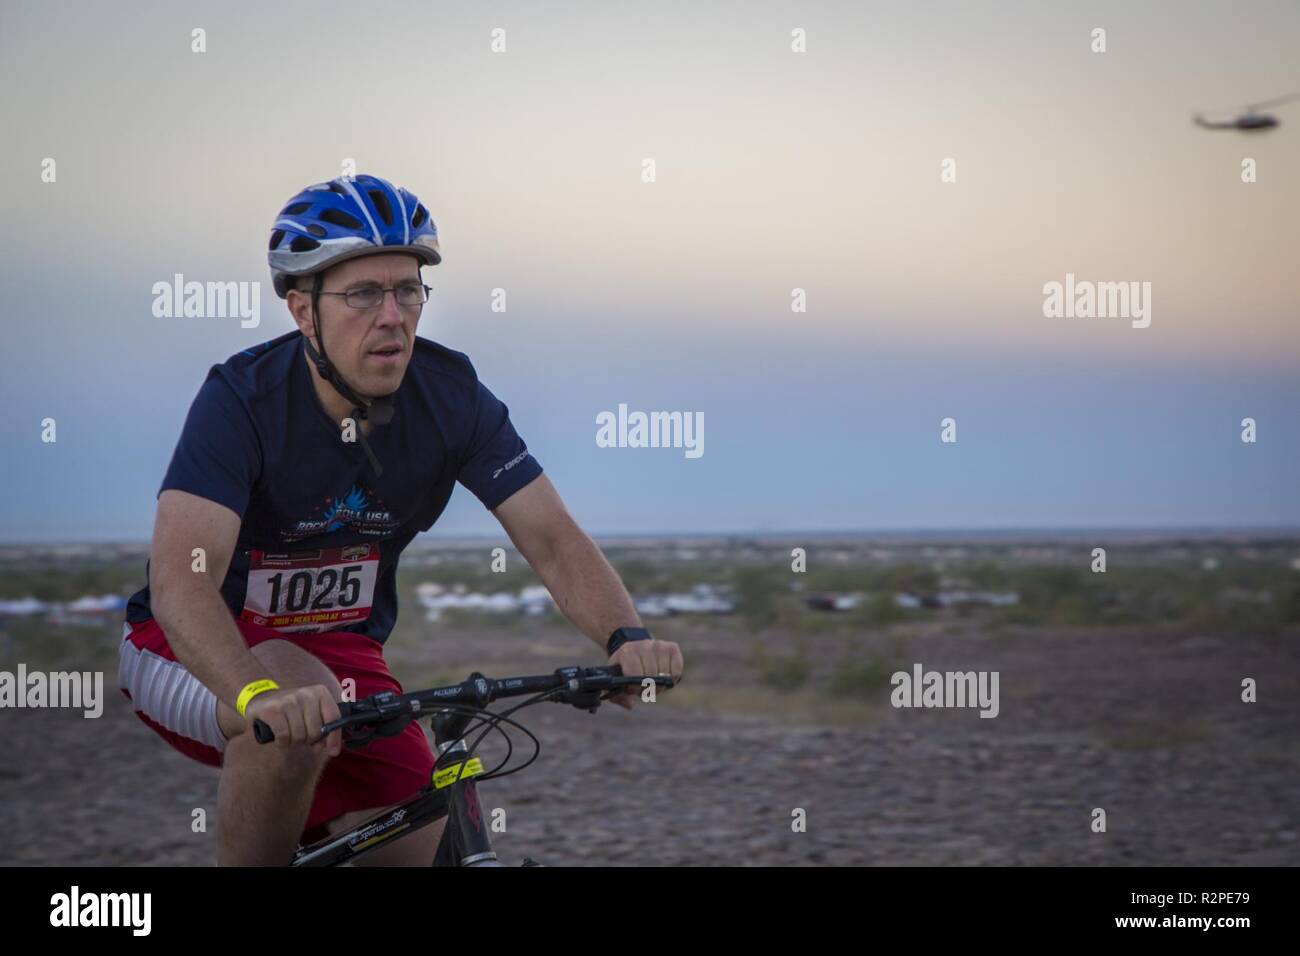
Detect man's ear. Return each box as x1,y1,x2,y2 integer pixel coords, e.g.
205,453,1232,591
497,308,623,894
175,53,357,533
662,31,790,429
286,286,315,338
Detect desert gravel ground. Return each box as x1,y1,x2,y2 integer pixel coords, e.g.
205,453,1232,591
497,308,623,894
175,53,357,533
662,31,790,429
1,620,1296,865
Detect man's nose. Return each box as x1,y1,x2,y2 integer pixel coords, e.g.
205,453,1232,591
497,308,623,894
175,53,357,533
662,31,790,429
373,292,405,325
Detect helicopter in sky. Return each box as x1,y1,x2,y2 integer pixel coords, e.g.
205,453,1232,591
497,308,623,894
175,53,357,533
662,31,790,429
1194,93,1298,131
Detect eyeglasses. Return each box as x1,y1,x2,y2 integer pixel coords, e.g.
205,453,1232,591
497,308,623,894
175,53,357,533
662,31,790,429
318,282,432,310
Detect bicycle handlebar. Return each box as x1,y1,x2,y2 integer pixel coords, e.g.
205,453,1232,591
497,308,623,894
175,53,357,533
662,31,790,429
251,664,674,745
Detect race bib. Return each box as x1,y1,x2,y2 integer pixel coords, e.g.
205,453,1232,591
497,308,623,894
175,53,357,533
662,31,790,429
240,544,379,632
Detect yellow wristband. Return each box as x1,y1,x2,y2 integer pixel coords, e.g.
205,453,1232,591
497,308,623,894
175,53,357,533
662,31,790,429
236,679,280,717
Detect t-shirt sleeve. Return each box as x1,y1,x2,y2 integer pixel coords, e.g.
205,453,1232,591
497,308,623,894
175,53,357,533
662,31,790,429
158,373,263,517
457,378,543,510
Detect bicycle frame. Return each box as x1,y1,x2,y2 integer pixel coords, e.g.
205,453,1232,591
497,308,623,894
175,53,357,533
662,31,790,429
291,707,501,867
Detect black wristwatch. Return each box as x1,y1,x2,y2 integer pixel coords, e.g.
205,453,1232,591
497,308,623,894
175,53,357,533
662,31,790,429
606,626,652,657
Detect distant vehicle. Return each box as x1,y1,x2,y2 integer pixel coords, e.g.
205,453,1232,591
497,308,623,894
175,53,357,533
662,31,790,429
518,585,554,616
633,596,671,618
936,590,1020,608
804,592,864,612
415,582,523,622
664,585,736,615
65,594,128,613
894,592,943,610
47,593,128,627
1194,93,1297,132
635,584,735,617
0,597,49,617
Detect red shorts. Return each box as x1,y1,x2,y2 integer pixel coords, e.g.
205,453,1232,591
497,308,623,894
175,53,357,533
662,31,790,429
117,616,434,845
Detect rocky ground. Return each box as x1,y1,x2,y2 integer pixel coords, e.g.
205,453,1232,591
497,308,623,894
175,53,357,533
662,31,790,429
1,618,1297,865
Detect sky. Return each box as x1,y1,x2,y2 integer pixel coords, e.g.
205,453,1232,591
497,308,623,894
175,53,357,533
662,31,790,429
1,0,1298,542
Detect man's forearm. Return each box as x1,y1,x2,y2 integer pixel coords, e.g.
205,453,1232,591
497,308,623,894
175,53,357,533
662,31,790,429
531,526,641,652
153,579,273,710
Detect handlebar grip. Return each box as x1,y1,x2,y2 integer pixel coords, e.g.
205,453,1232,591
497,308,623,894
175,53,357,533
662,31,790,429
253,700,353,744
253,718,274,744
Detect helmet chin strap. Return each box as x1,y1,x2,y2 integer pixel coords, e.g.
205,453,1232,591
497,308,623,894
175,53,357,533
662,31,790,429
305,281,394,476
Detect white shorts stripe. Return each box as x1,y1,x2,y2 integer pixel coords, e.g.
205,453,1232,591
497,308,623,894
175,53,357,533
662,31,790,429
118,625,227,752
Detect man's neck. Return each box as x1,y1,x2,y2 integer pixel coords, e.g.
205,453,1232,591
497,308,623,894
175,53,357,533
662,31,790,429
302,348,373,435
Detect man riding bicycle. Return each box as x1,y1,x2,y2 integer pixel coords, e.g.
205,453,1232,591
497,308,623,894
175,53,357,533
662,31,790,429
117,174,685,866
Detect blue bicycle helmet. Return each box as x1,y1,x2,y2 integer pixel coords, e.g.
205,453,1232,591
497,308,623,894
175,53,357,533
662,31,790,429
268,173,441,298
267,174,441,477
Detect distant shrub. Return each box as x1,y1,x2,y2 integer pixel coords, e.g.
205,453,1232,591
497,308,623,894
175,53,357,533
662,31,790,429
751,642,811,691
881,564,939,595
828,658,896,698
1283,582,1300,624
734,567,779,629
850,592,907,628
0,560,143,602
828,637,907,698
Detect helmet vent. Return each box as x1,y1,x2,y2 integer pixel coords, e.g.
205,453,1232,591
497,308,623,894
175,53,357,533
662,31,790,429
412,204,428,228
368,189,393,226
320,208,363,230
269,229,285,250
328,181,347,194
306,223,327,238
282,202,311,215
289,236,321,252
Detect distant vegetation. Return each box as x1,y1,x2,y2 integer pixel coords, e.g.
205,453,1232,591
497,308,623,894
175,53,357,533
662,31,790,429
3,539,1299,639
0,559,148,603
750,641,812,691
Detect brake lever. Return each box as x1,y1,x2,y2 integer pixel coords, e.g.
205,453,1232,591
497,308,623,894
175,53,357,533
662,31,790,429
567,689,603,712
341,726,378,751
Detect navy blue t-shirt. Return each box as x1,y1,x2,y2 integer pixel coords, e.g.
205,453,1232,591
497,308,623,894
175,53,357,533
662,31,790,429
126,330,543,644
